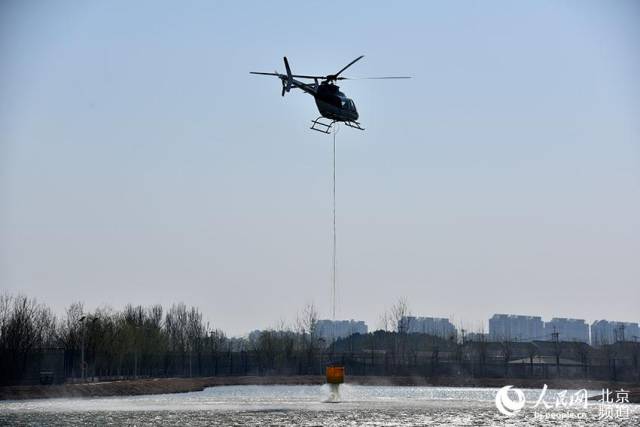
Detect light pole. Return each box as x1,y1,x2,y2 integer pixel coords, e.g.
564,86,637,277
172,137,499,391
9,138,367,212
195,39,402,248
79,316,86,381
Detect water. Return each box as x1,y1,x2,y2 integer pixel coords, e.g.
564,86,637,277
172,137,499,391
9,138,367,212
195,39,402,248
1,385,638,426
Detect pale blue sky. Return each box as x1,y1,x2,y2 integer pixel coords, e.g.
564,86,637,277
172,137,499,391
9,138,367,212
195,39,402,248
1,1,639,335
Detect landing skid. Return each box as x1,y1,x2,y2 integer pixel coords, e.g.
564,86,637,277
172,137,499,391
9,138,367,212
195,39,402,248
310,117,334,134
310,117,365,133
343,121,365,131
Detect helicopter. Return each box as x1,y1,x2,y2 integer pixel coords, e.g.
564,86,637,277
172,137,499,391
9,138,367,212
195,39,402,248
250,56,410,133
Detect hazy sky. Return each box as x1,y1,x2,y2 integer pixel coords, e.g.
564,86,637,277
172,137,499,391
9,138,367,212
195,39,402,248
1,1,639,336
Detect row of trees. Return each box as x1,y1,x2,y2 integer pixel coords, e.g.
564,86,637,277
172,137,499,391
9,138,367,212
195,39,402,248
0,293,228,384
2,293,638,385
0,293,326,385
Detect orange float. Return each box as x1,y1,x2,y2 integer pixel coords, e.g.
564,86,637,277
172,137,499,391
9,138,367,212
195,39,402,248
326,365,344,384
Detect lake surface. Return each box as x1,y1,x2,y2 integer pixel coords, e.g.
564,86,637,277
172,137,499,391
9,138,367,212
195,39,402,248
1,384,638,426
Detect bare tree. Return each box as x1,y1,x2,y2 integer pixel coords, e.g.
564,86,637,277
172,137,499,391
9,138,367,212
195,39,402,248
378,311,391,332
207,327,226,376
500,339,513,377
275,320,295,371
0,294,57,384
381,298,411,369
186,307,205,377
526,342,538,377
296,303,319,374
390,297,410,333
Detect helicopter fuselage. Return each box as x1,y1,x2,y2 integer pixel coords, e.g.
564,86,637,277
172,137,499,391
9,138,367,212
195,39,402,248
285,77,359,122
314,83,359,122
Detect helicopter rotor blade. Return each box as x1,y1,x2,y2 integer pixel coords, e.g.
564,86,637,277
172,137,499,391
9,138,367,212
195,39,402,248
250,71,282,76
250,71,324,80
337,76,412,80
252,56,409,85
330,55,365,79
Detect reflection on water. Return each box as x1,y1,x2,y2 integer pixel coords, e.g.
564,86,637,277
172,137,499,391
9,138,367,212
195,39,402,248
325,383,341,403
0,385,638,426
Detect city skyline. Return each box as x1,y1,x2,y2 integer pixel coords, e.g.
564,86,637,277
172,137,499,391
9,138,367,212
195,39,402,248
251,312,639,345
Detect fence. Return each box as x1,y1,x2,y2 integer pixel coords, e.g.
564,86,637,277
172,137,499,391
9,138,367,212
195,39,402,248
3,348,638,386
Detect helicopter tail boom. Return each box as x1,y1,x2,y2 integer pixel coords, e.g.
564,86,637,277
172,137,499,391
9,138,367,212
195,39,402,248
250,57,321,98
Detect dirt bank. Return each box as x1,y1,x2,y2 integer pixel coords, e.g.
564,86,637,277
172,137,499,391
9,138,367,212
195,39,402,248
1,376,638,402
0,376,322,401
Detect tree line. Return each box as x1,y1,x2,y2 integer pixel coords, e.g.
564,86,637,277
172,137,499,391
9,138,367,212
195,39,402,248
0,293,326,385
1,293,638,385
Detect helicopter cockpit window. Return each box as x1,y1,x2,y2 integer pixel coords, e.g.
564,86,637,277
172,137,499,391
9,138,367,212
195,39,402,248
341,99,355,110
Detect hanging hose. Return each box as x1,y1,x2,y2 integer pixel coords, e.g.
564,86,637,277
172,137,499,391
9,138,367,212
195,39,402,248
332,123,339,323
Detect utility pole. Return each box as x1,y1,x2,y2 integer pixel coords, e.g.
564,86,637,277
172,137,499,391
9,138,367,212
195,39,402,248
552,326,560,375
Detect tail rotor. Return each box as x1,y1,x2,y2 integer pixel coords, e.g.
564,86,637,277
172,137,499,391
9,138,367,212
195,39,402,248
282,56,293,96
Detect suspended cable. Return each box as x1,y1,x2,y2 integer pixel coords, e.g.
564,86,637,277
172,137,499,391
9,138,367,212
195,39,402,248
332,123,338,322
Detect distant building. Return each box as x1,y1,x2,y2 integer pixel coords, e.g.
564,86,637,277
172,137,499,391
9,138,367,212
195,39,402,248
591,320,640,345
316,319,368,341
399,316,457,339
544,318,589,343
489,314,544,342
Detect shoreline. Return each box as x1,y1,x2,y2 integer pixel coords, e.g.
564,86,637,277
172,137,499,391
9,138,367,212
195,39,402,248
1,376,638,402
